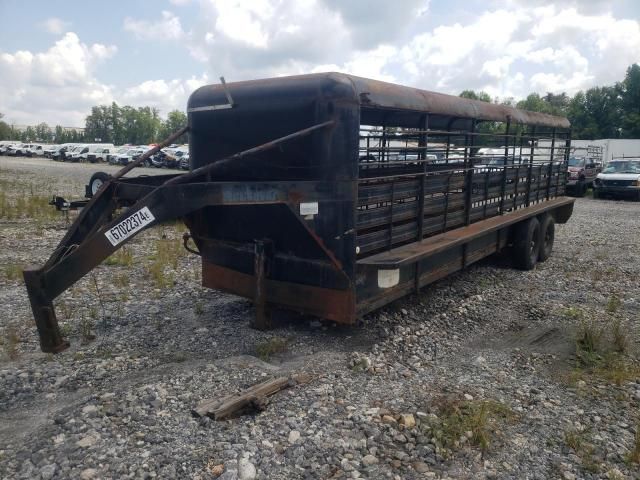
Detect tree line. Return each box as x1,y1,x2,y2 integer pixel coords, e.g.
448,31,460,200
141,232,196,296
460,63,640,140
0,104,187,144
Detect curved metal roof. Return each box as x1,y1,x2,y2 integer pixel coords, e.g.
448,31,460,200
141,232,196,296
189,72,571,129
339,73,571,129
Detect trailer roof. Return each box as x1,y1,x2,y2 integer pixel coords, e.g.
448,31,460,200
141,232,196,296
192,72,570,130
343,73,571,129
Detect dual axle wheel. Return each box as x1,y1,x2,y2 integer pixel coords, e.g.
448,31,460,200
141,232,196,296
512,214,555,270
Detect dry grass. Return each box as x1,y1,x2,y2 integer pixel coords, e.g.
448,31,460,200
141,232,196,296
0,191,58,221
627,425,640,464
113,272,130,288
104,247,133,267
145,237,184,289
255,336,289,361
564,428,599,473
1,326,21,360
3,263,23,282
425,397,514,458
571,308,639,386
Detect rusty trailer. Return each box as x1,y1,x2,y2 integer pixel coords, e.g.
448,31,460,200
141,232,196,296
24,73,574,353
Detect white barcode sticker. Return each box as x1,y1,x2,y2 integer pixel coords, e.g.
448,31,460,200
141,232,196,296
105,207,155,246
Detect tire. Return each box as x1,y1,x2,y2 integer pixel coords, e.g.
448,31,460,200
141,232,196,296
592,189,599,199
512,217,541,270
574,181,586,197
538,214,555,262
88,172,110,198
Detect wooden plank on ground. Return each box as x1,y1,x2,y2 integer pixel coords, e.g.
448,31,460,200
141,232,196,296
192,373,312,420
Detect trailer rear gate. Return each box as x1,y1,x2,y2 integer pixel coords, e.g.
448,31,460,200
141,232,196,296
24,73,574,353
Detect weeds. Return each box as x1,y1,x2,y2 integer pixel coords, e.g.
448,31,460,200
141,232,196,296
79,315,95,343
0,192,58,221
611,318,629,354
3,264,22,282
425,397,514,458
627,424,640,464
255,336,289,361
572,314,639,386
2,326,20,360
606,295,622,314
194,301,204,315
113,273,130,288
104,247,133,267
564,428,599,473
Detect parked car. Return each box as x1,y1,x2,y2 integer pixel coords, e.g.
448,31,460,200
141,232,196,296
52,145,74,161
115,148,146,166
593,158,640,200
43,145,60,158
0,141,20,155
179,152,190,170
67,146,90,162
107,147,130,164
566,156,600,197
25,145,44,157
7,143,31,156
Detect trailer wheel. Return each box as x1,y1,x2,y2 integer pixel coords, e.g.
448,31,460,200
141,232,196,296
538,215,555,262
512,217,540,270
88,172,110,197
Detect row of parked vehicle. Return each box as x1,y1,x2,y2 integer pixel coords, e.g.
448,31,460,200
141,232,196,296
0,140,190,170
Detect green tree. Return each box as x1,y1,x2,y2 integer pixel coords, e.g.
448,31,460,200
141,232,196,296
567,86,621,139
0,113,12,141
160,110,188,143
459,90,492,102
620,63,640,138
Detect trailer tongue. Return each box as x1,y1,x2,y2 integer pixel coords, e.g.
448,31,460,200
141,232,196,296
24,73,574,353
23,120,335,353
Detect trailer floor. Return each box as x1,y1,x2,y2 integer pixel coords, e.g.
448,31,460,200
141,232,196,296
1,156,639,480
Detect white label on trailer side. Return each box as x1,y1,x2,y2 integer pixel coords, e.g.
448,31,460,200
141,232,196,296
105,206,155,246
377,269,400,288
300,202,319,216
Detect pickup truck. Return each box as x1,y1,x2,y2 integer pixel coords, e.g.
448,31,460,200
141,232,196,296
566,156,600,197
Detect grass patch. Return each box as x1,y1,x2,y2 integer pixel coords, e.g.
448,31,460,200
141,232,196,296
606,295,622,314
1,326,20,360
564,428,599,473
194,301,204,315
113,272,130,288
572,315,639,386
3,263,22,282
0,192,58,221
145,237,184,289
627,425,640,464
255,336,289,361
424,397,514,458
103,247,133,267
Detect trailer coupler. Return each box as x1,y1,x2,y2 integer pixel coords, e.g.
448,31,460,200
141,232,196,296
50,196,90,212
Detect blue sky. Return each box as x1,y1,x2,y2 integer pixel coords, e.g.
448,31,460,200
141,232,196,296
1,0,639,126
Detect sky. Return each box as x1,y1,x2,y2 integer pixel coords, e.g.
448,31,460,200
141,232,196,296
0,0,639,127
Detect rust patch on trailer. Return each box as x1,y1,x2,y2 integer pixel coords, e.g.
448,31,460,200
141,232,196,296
202,261,356,324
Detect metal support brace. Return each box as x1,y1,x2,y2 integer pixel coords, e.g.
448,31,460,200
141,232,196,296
252,240,271,330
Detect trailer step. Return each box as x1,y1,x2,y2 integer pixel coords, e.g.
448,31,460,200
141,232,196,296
357,197,574,268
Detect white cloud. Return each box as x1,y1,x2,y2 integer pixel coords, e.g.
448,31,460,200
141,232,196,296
121,74,209,111
39,17,71,35
0,33,116,125
123,10,185,41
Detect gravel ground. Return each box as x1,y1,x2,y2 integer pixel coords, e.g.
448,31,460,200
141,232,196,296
0,156,639,480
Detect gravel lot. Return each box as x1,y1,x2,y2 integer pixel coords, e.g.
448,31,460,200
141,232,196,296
1,156,639,480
